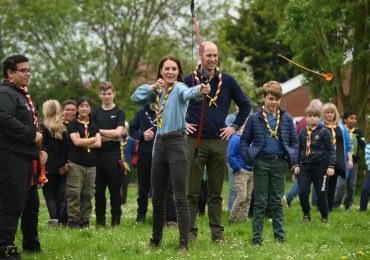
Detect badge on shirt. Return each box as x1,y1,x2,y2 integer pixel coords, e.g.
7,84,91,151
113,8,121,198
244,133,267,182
314,135,320,140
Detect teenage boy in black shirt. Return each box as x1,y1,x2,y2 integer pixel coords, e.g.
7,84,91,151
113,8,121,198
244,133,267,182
92,81,125,227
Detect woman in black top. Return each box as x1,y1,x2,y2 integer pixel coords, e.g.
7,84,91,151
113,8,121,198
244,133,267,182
67,97,101,228
41,100,69,227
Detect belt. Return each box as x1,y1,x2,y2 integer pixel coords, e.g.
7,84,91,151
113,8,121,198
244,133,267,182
157,131,185,140
257,153,286,160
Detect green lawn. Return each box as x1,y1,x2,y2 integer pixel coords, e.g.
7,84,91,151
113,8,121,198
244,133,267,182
17,181,370,260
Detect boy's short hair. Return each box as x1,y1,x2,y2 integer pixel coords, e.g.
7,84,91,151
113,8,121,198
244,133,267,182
343,110,356,120
305,106,321,117
99,81,115,92
262,81,283,99
62,99,77,109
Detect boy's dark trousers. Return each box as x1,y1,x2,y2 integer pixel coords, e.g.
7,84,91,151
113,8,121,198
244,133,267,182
360,173,370,211
297,161,329,218
252,158,286,244
95,150,122,223
42,171,67,222
136,158,152,219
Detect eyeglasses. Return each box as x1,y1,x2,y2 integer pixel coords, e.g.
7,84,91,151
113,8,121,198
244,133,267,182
16,68,31,74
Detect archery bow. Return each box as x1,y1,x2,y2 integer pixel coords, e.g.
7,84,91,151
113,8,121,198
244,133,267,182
191,0,209,160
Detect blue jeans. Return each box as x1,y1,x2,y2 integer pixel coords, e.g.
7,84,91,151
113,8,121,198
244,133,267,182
227,164,237,213
334,163,359,209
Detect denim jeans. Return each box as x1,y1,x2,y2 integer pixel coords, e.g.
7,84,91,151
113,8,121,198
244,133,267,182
227,164,237,213
334,162,359,209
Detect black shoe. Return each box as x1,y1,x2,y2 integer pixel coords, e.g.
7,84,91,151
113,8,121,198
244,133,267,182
0,245,21,260
135,214,145,224
251,239,262,246
302,214,311,223
96,216,106,227
23,247,42,253
68,220,81,229
111,215,120,227
80,219,90,229
179,239,188,252
149,238,161,248
22,241,41,254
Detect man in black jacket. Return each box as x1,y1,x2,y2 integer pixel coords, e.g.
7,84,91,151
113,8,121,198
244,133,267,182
0,55,43,259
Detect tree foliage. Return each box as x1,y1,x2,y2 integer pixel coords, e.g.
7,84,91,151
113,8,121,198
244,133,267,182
217,0,295,88
279,0,370,131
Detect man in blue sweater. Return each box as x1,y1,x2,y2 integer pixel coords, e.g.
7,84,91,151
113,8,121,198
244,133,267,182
185,41,250,242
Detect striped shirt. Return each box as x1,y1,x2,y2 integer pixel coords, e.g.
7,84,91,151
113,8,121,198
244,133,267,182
366,143,370,172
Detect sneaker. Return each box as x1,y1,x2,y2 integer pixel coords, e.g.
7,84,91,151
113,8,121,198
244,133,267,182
282,195,290,208
149,238,161,248
47,219,59,228
321,217,328,224
302,214,311,223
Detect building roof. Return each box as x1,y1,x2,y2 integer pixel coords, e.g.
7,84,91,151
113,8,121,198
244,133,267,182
281,74,305,95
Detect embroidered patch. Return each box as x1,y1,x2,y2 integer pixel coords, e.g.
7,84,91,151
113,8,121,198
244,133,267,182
314,135,320,140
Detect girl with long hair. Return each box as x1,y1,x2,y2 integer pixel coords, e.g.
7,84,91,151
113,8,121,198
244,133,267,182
41,100,69,227
322,103,353,210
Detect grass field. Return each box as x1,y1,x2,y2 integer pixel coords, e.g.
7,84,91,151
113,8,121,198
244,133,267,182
17,180,370,260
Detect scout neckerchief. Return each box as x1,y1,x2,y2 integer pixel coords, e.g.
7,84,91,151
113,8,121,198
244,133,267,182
347,127,358,156
261,106,280,140
154,82,176,128
15,82,48,185
77,116,90,153
118,135,131,175
193,64,222,107
306,126,317,156
145,105,157,127
325,122,337,146
17,85,39,128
